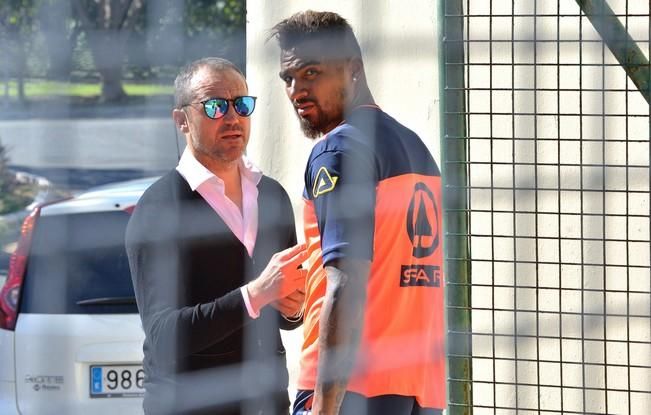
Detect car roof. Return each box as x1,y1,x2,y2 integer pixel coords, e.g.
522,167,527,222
41,176,160,216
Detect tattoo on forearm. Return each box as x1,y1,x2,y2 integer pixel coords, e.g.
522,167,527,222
316,262,370,411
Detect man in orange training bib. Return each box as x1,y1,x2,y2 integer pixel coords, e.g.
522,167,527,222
270,10,446,415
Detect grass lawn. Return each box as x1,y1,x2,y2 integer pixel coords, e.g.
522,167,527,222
5,79,173,97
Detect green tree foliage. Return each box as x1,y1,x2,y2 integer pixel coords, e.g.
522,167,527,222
72,0,145,102
2,0,246,103
185,0,245,37
0,139,35,215
138,0,246,73
183,0,246,69
0,0,38,102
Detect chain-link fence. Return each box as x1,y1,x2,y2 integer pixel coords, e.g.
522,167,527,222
442,0,650,413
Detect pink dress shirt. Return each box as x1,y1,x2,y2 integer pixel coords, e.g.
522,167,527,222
176,149,263,318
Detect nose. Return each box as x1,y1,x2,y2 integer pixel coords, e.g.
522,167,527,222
222,102,241,125
288,79,308,103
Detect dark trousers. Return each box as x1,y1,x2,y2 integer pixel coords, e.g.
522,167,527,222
293,390,443,415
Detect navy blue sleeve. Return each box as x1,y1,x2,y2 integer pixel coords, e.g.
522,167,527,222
306,140,377,265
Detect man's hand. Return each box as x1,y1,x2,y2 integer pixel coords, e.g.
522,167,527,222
271,288,306,318
247,244,308,312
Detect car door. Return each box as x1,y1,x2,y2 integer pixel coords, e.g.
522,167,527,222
14,210,145,414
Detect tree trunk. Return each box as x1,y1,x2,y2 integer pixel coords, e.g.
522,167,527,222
86,29,128,103
39,1,75,80
15,35,26,104
16,77,25,103
72,0,144,103
99,67,127,102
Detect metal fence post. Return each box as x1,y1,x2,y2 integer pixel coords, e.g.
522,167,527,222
439,0,472,413
576,0,650,104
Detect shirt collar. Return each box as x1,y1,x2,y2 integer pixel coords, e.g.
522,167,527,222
176,148,263,191
240,153,263,185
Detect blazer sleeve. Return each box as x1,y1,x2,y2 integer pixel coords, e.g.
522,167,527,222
125,190,248,367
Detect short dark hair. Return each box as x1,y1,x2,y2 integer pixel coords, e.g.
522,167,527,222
174,57,244,109
269,10,362,60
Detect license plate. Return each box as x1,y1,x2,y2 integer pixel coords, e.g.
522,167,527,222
90,365,144,398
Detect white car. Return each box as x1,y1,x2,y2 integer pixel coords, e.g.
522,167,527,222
0,177,158,414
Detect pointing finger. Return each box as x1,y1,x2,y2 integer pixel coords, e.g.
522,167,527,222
284,248,309,268
278,243,306,261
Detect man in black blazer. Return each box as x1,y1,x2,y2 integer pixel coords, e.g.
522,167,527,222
126,57,306,415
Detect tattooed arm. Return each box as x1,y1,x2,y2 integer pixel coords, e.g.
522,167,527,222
312,258,370,414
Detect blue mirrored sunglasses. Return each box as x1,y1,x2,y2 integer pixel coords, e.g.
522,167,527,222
190,96,257,119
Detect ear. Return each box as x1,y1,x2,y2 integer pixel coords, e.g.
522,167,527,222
172,109,190,133
349,58,364,82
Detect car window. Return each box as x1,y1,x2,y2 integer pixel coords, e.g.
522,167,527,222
20,211,137,314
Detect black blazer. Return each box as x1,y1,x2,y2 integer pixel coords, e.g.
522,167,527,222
125,170,300,415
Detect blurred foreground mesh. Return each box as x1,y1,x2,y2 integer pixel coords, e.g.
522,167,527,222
443,0,650,413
